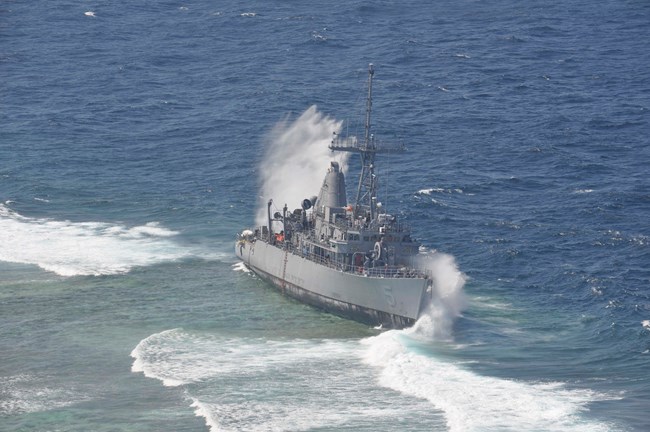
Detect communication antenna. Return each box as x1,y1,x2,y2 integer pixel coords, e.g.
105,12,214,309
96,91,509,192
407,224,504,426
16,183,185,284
330,64,405,220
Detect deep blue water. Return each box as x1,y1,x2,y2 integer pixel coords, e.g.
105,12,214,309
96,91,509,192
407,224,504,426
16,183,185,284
2,1,649,431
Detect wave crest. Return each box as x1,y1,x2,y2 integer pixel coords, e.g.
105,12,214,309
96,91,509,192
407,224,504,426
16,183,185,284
0,204,194,276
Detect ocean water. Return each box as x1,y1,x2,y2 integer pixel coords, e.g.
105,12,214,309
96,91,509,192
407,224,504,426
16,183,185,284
1,0,649,431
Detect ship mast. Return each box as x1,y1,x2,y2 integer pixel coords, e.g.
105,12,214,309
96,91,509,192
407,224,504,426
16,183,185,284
330,63,404,220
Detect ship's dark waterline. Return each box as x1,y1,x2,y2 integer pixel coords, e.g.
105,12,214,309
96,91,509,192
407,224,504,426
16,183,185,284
248,266,417,330
2,0,649,431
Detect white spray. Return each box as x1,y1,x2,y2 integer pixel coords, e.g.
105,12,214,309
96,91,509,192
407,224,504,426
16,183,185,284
407,251,468,340
255,105,349,227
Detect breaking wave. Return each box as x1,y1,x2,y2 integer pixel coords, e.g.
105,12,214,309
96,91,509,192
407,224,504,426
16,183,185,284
361,329,618,432
0,204,203,276
132,327,618,432
131,329,430,431
413,251,468,340
130,217,615,432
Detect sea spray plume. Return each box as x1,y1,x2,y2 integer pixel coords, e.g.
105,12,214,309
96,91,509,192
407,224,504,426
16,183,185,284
406,252,467,340
255,105,349,226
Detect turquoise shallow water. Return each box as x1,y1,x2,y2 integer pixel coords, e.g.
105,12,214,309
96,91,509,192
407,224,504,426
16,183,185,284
2,0,649,431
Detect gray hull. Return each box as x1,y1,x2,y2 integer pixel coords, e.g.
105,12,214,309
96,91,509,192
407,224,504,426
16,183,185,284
237,240,428,329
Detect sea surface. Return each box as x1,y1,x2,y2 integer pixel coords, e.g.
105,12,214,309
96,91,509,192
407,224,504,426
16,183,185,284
2,1,649,431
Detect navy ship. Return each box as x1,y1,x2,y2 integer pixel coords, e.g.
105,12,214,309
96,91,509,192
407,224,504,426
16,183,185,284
236,64,432,329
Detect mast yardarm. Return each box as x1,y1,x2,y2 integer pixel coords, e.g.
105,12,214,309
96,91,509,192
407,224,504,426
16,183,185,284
329,64,404,220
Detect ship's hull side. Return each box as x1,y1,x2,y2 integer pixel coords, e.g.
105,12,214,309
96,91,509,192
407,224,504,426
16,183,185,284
236,240,428,329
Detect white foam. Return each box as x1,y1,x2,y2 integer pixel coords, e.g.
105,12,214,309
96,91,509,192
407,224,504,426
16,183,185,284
430,197,447,207
84,11,96,17
131,330,440,431
417,187,463,196
361,331,617,432
231,262,250,273
0,374,87,415
471,296,514,311
189,398,222,432
573,189,594,194
131,329,357,386
130,329,194,387
361,252,615,431
132,326,619,432
132,328,619,432
0,204,197,276
255,106,348,227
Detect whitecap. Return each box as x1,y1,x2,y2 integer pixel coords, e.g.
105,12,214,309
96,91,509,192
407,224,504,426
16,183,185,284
361,330,619,432
189,398,222,432
311,31,328,41
591,287,603,296
231,262,250,273
132,313,618,432
121,222,179,238
0,375,88,415
417,187,462,195
130,329,189,387
430,198,447,206
0,204,200,276
84,11,96,17
131,330,439,431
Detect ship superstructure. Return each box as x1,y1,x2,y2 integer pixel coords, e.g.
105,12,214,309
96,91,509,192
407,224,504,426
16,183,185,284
236,64,432,328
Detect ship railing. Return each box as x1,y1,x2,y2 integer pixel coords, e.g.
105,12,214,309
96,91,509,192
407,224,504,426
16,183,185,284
279,241,428,279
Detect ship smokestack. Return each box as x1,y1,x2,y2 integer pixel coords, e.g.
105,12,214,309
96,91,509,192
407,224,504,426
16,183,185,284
316,161,347,211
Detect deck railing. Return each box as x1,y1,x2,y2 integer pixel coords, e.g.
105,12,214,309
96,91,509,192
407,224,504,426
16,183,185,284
274,239,429,279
